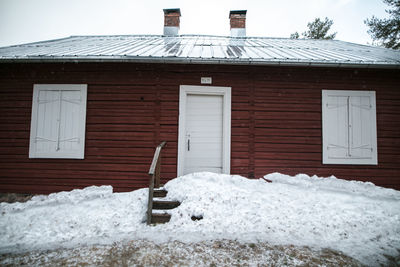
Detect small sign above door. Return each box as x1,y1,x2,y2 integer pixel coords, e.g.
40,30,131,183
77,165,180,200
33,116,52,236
201,77,212,84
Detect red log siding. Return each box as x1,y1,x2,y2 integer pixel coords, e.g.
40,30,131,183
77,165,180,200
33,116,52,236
0,63,399,194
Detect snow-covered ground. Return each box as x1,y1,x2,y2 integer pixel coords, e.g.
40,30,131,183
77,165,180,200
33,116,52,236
1,172,399,266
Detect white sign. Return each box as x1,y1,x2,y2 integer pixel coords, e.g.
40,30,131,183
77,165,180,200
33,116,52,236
201,77,212,84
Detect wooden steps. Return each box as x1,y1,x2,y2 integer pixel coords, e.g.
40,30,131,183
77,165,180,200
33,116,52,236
151,213,171,224
153,188,167,197
147,142,180,225
153,200,180,209
149,188,180,224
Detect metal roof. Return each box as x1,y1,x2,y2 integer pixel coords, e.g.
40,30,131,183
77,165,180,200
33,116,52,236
1,35,399,68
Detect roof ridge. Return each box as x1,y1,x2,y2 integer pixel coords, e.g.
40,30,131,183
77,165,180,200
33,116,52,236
68,34,345,41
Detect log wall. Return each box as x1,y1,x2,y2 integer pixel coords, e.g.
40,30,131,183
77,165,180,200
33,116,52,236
0,62,399,193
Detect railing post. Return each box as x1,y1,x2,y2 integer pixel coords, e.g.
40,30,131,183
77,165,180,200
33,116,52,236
147,173,155,225
155,154,161,188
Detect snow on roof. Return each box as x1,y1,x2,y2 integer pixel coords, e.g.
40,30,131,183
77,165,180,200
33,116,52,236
0,35,399,68
1,172,399,266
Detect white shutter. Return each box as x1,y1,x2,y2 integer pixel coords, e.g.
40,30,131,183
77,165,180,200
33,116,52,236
322,90,377,165
31,89,59,154
322,93,349,162
58,90,85,156
349,93,377,164
29,84,87,159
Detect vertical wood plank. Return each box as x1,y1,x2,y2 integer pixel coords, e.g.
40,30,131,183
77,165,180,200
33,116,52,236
154,68,161,146
248,70,255,178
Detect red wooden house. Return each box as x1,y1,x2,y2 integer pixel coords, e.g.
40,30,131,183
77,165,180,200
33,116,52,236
1,9,399,194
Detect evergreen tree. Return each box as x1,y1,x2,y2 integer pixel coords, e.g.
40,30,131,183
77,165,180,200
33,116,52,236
365,0,400,49
290,17,337,40
303,17,337,39
290,32,300,39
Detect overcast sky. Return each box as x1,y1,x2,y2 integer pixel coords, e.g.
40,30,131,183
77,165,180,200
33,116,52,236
0,0,389,47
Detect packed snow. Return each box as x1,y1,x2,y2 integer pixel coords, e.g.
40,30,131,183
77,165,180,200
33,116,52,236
1,172,399,266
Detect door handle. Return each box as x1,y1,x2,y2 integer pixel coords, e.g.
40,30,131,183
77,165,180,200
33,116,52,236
188,139,190,151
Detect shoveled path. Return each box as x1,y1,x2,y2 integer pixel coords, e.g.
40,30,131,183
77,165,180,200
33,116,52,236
0,240,364,266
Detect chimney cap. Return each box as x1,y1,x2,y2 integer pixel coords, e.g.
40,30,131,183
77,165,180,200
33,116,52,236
229,10,247,18
163,8,181,16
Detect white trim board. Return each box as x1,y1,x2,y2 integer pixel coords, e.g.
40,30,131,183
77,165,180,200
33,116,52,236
177,85,231,176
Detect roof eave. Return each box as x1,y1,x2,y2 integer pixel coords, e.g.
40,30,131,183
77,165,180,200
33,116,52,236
0,56,399,69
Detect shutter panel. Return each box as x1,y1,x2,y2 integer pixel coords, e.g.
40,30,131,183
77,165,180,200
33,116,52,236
323,92,349,162
32,89,60,154
349,93,377,164
29,84,87,159
58,90,84,156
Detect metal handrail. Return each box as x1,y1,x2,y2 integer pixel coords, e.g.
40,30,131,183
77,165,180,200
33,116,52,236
147,141,167,225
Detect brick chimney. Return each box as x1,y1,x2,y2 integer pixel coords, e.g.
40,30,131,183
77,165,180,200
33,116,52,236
163,8,181,36
229,10,247,37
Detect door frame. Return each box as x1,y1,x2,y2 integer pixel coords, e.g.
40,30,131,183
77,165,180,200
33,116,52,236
177,85,231,176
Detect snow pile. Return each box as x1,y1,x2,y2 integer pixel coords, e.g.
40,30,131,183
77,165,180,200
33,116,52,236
1,172,399,266
0,185,148,251
6,186,114,212
265,172,400,200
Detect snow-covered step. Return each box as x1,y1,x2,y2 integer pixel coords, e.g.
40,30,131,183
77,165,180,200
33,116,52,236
151,209,170,214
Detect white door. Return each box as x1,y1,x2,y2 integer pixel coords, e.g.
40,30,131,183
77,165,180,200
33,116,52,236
178,86,231,176
185,94,223,174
